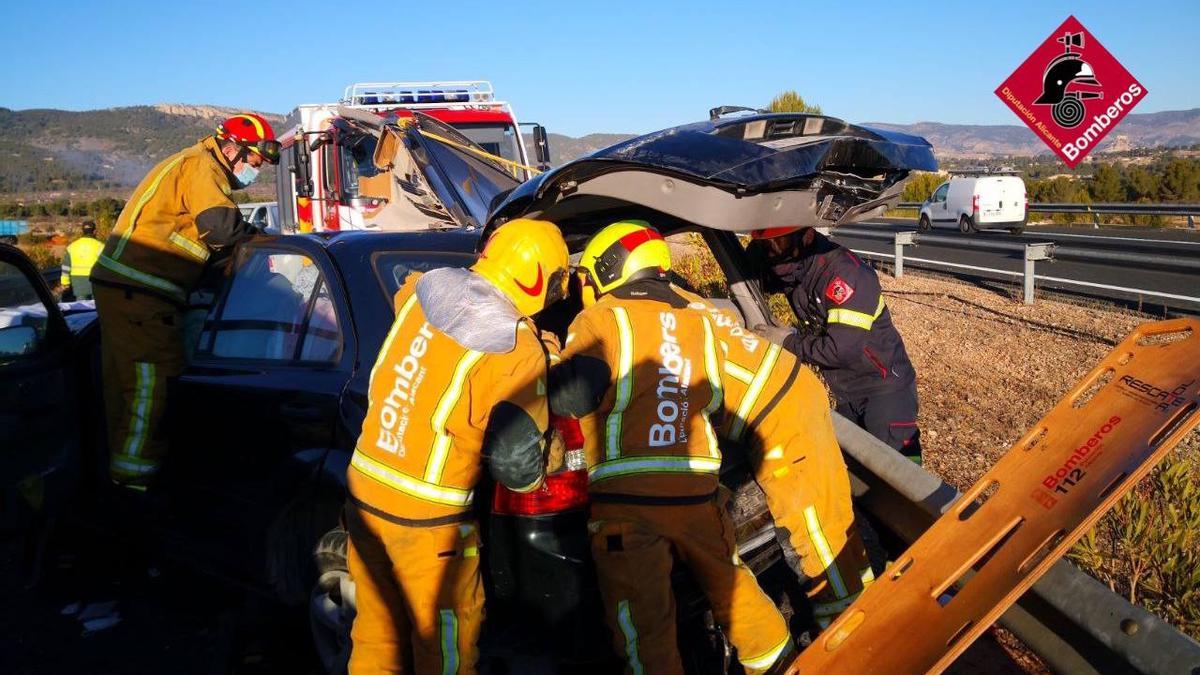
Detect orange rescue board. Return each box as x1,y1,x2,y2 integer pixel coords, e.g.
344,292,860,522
790,318,1200,674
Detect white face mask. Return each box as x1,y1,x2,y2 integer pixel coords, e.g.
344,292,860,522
235,162,259,187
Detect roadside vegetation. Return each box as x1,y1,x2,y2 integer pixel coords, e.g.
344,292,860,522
669,245,1200,641
893,158,1200,226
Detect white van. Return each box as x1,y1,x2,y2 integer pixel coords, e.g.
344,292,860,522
919,174,1027,234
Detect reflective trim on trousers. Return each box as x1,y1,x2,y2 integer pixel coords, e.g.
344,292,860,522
739,633,790,671
605,306,635,461
111,453,158,476
588,455,722,483
440,609,459,675
616,599,645,675
803,505,849,599
350,449,474,507
123,362,155,459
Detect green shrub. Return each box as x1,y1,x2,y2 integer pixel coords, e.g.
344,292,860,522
1071,450,1200,637
24,242,62,271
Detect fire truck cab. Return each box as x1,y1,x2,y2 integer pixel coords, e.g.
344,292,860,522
275,81,550,233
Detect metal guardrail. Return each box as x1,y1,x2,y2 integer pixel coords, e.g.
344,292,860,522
833,228,1200,307
896,201,1200,228
834,412,1200,675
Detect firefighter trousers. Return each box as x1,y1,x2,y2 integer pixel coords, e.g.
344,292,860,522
94,284,185,488
751,392,874,627
588,495,791,675
345,505,483,675
835,379,922,463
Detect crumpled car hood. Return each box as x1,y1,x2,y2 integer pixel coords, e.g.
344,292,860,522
484,113,936,241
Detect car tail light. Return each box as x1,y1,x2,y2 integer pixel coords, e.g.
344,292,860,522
492,415,589,515
492,469,589,515
972,194,980,213
1024,196,1029,212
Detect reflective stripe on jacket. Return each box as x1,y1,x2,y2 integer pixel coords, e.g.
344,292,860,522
349,273,550,522
550,280,725,500
91,137,254,302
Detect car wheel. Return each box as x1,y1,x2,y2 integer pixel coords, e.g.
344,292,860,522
917,215,931,232
265,494,343,606
1009,225,1025,235
958,215,975,234
310,526,353,675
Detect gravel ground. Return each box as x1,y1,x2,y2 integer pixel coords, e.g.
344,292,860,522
877,268,1200,673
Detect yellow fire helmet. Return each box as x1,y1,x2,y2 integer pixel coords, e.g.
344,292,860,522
577,220,671,308
473,218,570,317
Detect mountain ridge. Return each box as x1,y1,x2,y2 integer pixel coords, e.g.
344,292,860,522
2,104,1197,194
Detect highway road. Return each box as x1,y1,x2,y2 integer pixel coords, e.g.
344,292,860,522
834,219,1200,315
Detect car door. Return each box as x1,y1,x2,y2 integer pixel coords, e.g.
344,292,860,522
0,245,78,525
163,239,354,567
930,182,951,226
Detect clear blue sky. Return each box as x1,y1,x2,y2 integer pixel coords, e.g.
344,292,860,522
3,0,1197,137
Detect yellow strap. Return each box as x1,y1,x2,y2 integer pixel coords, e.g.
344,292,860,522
417,129,542,177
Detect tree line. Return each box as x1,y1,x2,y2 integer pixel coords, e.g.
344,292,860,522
900,158,1200,205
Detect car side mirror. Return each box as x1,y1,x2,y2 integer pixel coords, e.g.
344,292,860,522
0,324,38,357
532,125,551,170
292,137,314,199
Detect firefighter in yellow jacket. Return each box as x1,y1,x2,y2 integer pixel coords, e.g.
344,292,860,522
345,219,570,675
550,221,792,675
672,283,875,630
91,113,278,488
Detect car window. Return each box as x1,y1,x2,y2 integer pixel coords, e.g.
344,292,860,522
198,249,343,364
0,260,49,361
933,183,949,202
373,251,476,297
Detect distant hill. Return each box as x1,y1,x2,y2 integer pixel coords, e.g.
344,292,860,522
865,108,1200,158
2,104,1197,195
0,104,282,194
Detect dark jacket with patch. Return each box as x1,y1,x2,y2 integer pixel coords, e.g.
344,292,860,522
758,231,916,398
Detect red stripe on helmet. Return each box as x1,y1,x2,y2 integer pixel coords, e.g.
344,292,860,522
618,228,663,251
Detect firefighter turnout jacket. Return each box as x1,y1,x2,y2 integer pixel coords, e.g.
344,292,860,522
91,137,257,303
759,230,915,399
549,280,726,501
349,269,549,524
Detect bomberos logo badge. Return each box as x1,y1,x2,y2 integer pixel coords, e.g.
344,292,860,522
995,15,1147,168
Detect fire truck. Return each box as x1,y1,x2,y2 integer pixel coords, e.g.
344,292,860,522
274,81,550,232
